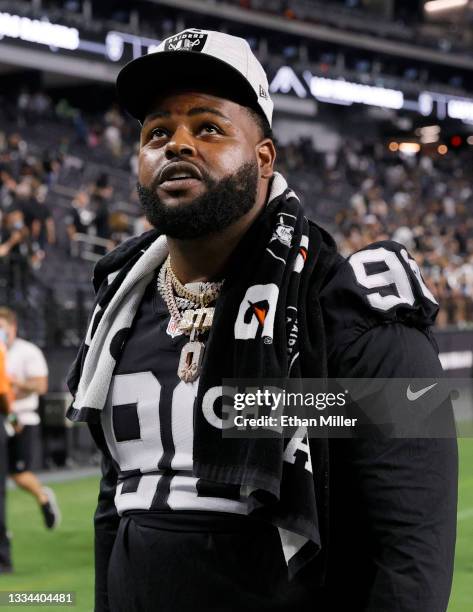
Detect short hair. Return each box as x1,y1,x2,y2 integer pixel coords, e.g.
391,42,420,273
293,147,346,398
246,107,273,141
0,307,17,325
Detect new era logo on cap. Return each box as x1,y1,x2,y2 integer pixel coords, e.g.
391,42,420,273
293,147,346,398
164,30,208,53
259,85,268,99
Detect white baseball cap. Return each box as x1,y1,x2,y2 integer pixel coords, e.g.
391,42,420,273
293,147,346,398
116,28,273,127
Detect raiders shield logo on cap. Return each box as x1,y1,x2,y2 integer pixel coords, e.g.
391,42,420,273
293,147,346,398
116,28,274,127
164,30,208,53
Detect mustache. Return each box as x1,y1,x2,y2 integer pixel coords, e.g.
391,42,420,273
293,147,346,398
150,161,213,192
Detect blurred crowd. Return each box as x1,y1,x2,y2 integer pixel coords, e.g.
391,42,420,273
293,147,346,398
1,92,146,280
326,143,473,327
0,131,55,298
1,90,472,327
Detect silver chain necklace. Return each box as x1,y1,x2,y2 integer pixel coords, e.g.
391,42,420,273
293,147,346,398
157,264,199,311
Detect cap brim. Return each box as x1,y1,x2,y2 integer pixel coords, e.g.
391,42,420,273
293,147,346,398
116,51,260,124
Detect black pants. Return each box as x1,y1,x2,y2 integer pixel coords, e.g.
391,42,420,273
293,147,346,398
8,424,41,474
108,512,314,612
0,418,11,568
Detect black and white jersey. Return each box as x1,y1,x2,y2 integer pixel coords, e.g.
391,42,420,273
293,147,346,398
87,236,457,612
101,269,248,516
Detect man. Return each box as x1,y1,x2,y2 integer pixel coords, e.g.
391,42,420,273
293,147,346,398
66,29,457,611
0,334,13,573
0,307,60,530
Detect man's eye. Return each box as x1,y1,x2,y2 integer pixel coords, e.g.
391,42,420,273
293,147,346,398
150,127,168,139
200,124,221,135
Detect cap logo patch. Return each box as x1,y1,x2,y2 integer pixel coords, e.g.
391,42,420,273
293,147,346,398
164,32,208,53
259,85,268,99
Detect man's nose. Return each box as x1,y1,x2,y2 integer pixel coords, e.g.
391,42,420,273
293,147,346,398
164,126,196,159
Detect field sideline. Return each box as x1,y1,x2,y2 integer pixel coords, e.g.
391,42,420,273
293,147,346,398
1,440,472,611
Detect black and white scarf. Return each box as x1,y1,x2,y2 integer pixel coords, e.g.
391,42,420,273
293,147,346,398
67,172,336,577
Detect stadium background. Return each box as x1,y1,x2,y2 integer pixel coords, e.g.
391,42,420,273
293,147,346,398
1,0,472,609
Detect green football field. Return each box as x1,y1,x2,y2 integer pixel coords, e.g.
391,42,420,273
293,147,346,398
1,440,472,612
2,476,96,611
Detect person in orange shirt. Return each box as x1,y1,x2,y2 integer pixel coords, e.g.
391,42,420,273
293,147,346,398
0,346,14,411
0,338,13,573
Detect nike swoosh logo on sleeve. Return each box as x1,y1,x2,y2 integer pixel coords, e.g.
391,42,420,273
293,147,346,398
406,383,438,401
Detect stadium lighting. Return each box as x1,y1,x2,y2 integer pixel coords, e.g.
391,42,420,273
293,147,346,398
424,0,468,14
399,142,421,155
105,32,124,61
438,144,448,154
419,125,441,133
467,136,473,145
448,99,473,122
388,142,399,152
417,125,440,144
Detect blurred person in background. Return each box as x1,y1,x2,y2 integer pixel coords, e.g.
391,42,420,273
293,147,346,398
91,174,113,243
103,105,124,158
0,329,13,574
0,208,26,259
0,307,60,530
13,179,55,269
0,207,29,300
0,168,17,210
65,189,94,244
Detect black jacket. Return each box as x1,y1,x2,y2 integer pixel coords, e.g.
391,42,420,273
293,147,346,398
76,227,457,612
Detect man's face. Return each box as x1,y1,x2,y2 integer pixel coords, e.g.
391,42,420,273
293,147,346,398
137,91,272,239
0,318,16,348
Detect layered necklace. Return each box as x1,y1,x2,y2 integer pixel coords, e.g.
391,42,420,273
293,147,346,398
157,256,224,383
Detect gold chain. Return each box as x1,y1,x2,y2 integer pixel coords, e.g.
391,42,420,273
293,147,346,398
165,256,224,307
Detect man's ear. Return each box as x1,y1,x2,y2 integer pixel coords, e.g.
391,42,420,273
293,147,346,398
257,139,276,179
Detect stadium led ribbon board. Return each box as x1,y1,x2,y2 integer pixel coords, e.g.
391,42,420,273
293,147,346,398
270,65,473,124
2,10,473,124
0,11,160,62
0,11,79,50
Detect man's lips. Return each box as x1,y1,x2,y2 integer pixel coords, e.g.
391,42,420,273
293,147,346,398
158,161,203,191
159,177,202,191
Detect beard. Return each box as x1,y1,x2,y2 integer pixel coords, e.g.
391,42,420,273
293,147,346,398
136,160,259,239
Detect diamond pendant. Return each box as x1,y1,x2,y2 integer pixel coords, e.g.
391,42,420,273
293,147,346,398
178,307,214,333
178,340,205,383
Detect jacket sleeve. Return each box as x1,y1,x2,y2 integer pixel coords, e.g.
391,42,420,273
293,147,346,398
88,423,120,612
325,323,458,612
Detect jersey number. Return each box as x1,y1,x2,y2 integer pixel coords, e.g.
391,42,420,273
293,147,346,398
102,372,198,512
348,247,437,312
